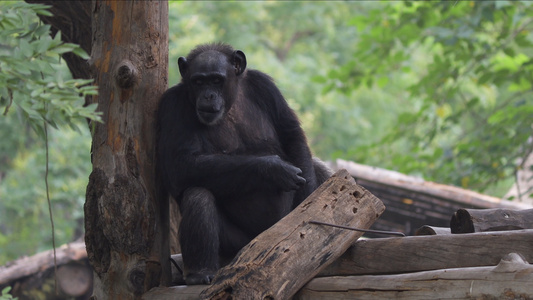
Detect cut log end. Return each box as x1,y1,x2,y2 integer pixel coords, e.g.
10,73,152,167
56,262,93,297
450,208,475,233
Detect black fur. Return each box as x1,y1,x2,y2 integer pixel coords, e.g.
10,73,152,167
157,43,329,285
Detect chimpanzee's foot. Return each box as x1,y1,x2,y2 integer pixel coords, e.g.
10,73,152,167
184,271,215,285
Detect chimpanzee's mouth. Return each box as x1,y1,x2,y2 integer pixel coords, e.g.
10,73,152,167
197,109,224,125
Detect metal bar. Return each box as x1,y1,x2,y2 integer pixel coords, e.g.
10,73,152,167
309,220,405,237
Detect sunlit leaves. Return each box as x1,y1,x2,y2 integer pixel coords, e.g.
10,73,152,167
323,1,533,194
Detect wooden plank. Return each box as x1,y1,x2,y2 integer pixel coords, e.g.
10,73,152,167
320,230,533,276
297,253,533,299
451,208,533,233
199,169,385,300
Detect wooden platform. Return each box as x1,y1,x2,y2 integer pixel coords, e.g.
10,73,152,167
144,230,533,299
3,161,533,299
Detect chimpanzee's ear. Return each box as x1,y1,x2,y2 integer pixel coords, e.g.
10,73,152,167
178,57,188,77
233,50,246,76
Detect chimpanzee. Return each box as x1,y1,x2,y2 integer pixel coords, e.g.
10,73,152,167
157,43,332,285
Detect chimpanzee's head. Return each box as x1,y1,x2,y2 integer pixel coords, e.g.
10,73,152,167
178,44,246,125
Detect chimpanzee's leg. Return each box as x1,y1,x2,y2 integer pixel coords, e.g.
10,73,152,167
218,211,254,266
179,187,220,285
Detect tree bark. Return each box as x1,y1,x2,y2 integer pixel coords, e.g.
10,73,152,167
200,169,385,300
450,208,533,233
84,1,169,299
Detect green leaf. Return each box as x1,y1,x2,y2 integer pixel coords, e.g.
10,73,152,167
50,44,76,55
477,73,492,85
376,76,389,88
18,39,33,58
508,77,532,92
72,47,90,60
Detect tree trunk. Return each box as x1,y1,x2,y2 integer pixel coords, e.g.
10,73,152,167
84,1,169,299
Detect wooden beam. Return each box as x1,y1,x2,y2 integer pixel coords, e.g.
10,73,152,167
320,229,533,276
297,253,533,299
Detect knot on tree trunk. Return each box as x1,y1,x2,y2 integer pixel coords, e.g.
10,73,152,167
115,60,138,89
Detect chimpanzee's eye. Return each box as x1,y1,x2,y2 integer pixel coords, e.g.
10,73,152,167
212,77,222,84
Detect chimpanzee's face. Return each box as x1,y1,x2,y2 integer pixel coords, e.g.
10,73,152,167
187,51,228,125
178,50,246,126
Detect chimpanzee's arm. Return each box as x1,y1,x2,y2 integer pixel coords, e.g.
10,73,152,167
245,70,317,204
174,154,305,197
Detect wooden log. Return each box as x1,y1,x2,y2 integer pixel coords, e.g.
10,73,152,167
319,229,533,276
450,208,533,233
414,225,450,235
297,253,533,299
199,169,385,300
0,242,93,299
0,242,87,285
335,159,531,210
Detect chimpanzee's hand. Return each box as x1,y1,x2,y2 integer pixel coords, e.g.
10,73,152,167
260,155,306,191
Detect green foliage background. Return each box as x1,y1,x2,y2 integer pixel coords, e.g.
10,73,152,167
1,1,532,265
0,2,97,264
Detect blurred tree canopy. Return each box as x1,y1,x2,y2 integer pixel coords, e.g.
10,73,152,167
1,0,533,264
322,1,533,195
